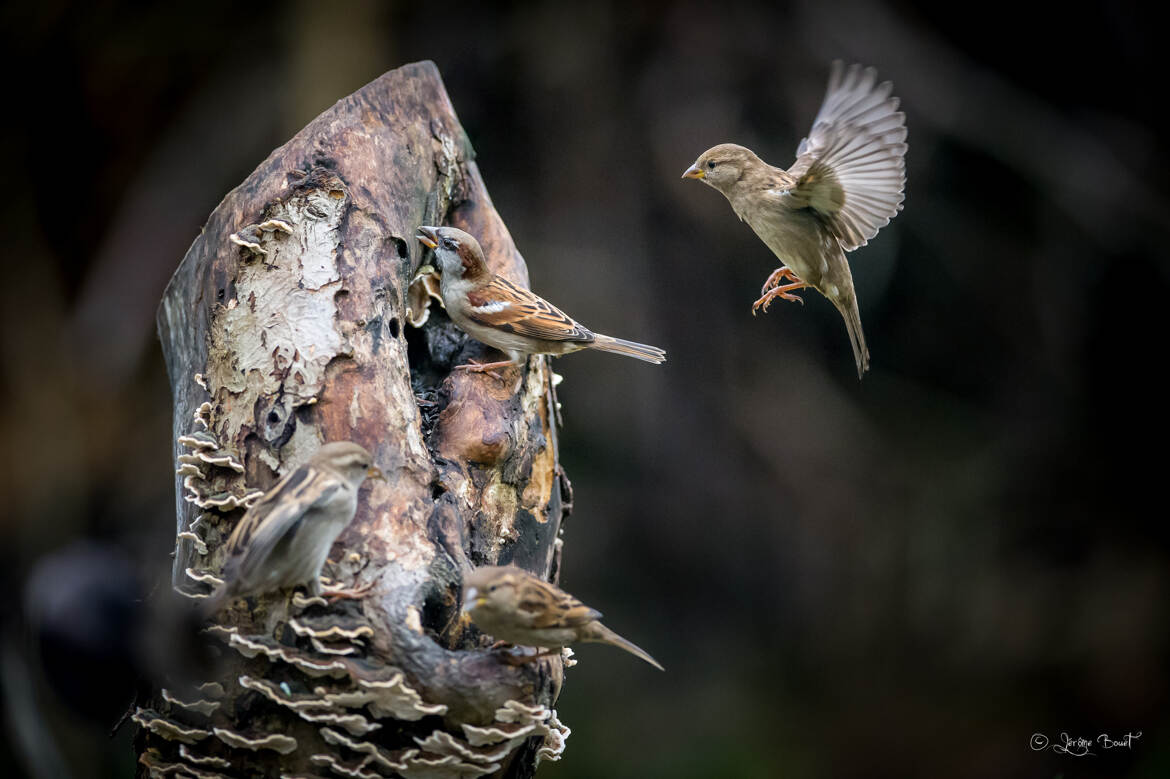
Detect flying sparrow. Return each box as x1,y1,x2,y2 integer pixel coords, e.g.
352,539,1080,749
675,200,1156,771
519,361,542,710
683,61,907,377
203,442,383,615
415,226,665,375
462,565,664,671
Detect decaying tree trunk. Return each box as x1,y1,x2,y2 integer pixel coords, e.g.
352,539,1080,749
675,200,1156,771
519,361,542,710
142,61,573,779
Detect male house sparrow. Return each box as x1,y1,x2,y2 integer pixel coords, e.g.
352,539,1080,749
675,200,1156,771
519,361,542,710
415,226,665,374
683,61,907,377
463,565,663,671
203,442,383,614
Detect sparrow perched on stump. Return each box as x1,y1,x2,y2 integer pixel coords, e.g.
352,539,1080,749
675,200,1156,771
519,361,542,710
416,226,665,375
683,61,907,377
203,442,383,615
463,566,664,670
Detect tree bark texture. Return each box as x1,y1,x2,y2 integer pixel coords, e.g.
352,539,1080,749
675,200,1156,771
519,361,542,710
143,61,573,779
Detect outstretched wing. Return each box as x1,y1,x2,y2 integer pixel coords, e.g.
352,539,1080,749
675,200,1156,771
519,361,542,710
788,61,908,251
465,276,595,343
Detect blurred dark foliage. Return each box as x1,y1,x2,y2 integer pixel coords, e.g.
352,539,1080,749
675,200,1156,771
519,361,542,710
23,543,143,725
1,1,1167,777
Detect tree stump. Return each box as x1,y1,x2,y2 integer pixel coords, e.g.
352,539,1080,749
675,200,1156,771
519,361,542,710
144,61,572,779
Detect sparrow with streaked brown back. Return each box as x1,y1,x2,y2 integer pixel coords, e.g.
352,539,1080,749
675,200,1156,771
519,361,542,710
683,61,907,378
415,226,665,375
462,565,664,671
202,441,383,615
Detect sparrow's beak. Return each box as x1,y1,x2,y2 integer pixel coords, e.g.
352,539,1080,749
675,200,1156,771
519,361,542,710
461,587,481,613
417,226,439,249
367,466,385,481
681,164,705,180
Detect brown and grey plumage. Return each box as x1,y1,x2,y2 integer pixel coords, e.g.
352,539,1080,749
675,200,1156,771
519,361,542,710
202,442,382,615
683,61,907,377
416,226,665,375
462,565,664,670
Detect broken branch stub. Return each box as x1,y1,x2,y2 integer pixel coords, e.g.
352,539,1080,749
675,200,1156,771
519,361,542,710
152,61,570,778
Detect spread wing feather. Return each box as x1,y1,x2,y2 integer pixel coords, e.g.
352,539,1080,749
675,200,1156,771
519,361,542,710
466,276,595,343
788,61,908,251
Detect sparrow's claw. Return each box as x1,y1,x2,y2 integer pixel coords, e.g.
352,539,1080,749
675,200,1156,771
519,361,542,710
320,580,376,603
454,363,502,380
489,642,532,665
751,281,807,314
492,644,555,665
760,266,801,296
454,359,518,381
498,650,535,666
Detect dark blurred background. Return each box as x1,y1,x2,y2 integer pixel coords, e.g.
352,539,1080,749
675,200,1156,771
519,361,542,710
2,1,1167,777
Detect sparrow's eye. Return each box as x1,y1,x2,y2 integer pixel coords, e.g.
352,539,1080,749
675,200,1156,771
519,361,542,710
442,238,456,249
706,160,717,170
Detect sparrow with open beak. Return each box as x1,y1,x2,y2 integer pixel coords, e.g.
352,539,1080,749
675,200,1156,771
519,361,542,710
462,566,663,670
683,61,907,377
415,226,665,375
203,441,383,615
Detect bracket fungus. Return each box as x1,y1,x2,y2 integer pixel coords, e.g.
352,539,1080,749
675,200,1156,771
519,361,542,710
237,676,382,736
160,689,221,718
132,709,212,745
140,748,233,779
178,744,232,769
211,727,299,755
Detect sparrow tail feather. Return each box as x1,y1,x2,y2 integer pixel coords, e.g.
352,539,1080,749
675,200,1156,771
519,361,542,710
586,623,665,670
588,335,666,364
836,298,870,379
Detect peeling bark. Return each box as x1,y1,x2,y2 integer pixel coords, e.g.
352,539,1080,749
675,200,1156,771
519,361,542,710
148,61,571,779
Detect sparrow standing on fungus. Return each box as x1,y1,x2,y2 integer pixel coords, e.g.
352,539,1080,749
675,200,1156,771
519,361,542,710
415,226,665,375
683,61,908,377
463,566,664,671
203,442,383,615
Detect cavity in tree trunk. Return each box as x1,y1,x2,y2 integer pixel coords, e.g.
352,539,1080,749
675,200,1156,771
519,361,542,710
142,61,573,779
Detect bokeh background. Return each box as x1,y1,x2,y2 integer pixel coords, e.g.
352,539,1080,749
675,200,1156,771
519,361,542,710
2,1,1167,777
